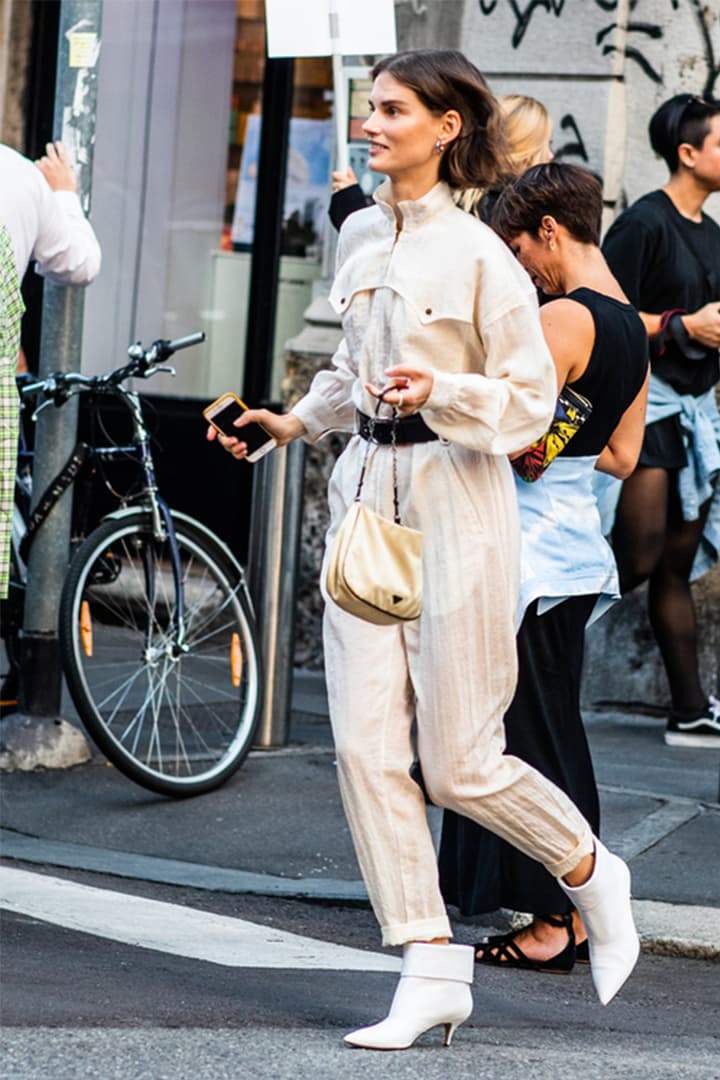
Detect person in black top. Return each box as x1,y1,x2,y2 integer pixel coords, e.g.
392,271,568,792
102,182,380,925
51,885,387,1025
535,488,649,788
439,163,649,974
602,94,720,748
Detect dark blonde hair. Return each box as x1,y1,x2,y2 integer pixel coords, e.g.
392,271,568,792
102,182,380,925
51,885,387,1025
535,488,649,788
371,50,509,190
455,93,551,215
500,94,552,173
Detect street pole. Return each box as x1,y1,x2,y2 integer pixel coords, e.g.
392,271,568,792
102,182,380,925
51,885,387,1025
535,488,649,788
19,1,102,726
247,440,306,748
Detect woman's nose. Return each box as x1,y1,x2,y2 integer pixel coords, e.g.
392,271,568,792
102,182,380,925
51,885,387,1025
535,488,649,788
362,114,378,136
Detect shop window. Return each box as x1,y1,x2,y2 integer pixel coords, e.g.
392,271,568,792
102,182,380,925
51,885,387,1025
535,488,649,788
208,0,333,400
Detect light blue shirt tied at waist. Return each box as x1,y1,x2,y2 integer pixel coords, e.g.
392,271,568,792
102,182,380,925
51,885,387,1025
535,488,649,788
517,455,619,629
594,373,720,582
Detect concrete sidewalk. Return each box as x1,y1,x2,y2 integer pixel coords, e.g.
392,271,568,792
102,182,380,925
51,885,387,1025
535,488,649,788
1,670,718,959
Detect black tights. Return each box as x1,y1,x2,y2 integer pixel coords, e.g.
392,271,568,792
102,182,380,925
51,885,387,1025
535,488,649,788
611,467,712,714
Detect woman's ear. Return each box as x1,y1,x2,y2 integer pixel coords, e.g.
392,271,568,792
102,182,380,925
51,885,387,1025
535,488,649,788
439,109,462,146
540,214,559,249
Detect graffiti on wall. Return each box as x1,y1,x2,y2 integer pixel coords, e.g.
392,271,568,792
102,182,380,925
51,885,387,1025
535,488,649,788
553,113,588,162
688,0,719,97
477,1,566,48
475,0,719,95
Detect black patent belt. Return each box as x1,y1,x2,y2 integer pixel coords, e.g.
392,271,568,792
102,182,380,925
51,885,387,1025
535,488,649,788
356,409,439,445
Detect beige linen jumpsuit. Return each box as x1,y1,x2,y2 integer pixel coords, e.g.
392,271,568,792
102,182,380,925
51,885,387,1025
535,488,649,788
292,182,594,946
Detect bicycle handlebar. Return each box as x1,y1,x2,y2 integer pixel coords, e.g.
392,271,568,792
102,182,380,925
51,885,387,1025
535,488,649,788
18,331,206,406
165,331,205,353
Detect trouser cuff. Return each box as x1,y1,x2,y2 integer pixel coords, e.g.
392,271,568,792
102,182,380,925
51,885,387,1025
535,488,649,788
381,915,452,947
548,828,594,879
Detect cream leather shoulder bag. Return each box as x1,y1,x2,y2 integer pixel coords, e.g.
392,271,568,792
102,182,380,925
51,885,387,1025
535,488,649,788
326,400,422,626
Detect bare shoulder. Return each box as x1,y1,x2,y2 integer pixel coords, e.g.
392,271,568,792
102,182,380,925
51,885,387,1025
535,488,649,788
540,297,595,378
541,297,594,340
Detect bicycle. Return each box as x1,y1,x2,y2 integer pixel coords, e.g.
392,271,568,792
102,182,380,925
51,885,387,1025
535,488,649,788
2,333,262,797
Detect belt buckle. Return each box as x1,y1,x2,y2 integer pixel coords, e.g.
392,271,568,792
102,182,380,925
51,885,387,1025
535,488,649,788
376,418,396,444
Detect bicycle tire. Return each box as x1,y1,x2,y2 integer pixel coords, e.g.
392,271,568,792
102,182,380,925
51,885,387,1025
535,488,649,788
59,510,262,797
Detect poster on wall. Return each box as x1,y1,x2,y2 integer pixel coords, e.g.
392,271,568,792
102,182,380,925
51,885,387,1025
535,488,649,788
231,115,333,257
346,69,385,196
265,0,396,59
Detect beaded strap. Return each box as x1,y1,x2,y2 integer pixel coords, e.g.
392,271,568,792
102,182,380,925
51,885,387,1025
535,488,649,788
354,388,402,525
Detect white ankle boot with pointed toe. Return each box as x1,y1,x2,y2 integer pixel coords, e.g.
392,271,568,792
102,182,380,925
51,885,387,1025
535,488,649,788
343,942,474,1051
559,839,640,1005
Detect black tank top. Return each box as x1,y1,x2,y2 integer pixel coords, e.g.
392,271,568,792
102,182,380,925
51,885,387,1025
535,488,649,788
562,287,649,457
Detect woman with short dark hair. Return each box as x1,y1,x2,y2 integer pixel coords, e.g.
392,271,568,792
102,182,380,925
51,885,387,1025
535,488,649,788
210,53,639,1050
602,94,720,748
439,162,649,974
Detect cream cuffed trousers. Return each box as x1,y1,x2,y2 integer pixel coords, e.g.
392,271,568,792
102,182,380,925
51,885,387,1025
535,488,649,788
321,438,594,947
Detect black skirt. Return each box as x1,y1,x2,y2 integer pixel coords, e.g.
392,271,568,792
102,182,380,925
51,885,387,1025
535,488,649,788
438,594,599,917
637,415,687,470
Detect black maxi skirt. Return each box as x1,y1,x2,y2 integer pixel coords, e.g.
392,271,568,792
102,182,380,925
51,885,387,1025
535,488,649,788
438,594,600,916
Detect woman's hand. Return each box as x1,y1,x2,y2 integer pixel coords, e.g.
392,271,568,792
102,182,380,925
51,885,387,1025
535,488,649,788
331,166,358,194
206,409,306,461
365,365,434,415
683,302,720,349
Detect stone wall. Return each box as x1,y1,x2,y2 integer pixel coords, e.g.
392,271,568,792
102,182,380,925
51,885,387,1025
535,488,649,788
396,0,720,223
288,0,720,705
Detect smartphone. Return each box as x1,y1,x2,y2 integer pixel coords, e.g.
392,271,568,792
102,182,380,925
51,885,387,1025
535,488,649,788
203,392,277,463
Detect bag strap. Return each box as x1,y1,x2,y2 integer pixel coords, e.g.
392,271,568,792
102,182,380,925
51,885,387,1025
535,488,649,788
354,388,402,525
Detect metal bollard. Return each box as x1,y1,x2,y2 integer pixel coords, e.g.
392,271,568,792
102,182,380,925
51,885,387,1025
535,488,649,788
247,439,306,748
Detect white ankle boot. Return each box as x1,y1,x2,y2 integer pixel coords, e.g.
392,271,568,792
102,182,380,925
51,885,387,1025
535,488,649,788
344,942,474,1050
559,839,640,1005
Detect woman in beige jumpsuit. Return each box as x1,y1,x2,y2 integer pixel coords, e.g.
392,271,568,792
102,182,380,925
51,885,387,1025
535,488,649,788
210,50,639,1051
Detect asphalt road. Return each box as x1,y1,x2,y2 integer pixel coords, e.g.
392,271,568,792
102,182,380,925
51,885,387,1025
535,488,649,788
1,865,718,1080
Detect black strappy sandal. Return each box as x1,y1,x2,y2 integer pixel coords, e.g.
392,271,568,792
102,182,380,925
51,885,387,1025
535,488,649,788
575,938,590,964
474,913,576,974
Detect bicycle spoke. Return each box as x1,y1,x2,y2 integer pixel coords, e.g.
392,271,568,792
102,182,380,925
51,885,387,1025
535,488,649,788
175,668,246,706
61,517,260,792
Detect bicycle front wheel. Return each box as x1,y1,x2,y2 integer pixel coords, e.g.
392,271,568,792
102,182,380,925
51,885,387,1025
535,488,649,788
59,511,261,796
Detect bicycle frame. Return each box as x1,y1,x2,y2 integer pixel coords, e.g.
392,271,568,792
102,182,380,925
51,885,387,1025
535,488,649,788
14,374,190,648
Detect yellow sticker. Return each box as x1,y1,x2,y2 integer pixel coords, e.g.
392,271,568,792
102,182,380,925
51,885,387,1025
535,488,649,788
68,32,97,68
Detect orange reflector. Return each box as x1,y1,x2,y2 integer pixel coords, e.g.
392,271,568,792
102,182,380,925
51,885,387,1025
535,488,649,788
80,600,93,657
230,632,242,687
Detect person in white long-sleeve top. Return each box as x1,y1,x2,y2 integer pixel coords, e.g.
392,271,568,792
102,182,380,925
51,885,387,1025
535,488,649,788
208,50,640,1050
0,139,101,283
0,140,101,600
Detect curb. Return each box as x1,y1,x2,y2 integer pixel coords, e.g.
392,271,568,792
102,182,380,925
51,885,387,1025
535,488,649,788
0,829,368,903
1,828,718,961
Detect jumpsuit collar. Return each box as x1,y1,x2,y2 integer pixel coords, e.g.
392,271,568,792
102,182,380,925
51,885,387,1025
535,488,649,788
373,180,456,232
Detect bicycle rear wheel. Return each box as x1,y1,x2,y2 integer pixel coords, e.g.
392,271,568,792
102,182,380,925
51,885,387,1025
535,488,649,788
59,510,261,796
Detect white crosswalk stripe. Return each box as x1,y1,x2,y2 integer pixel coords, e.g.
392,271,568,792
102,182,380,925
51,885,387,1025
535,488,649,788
0,866,400,972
